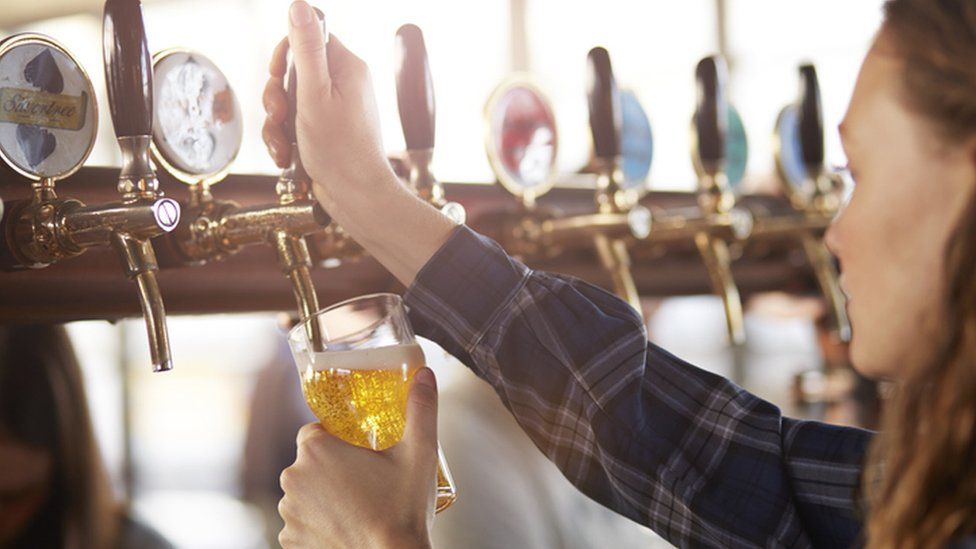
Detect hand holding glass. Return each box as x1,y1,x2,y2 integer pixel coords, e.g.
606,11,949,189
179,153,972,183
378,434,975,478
287,293,457,513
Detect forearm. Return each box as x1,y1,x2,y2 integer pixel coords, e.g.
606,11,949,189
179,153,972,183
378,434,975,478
404,226,872,546
312,168,457,287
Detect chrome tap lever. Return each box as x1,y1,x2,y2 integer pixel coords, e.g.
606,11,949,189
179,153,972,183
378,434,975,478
394,24,465,223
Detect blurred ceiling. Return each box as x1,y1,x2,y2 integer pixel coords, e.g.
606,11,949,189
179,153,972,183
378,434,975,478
0,0,172,29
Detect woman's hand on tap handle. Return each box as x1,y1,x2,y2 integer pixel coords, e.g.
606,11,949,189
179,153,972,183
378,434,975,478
263,1,389,210
261,0,457,286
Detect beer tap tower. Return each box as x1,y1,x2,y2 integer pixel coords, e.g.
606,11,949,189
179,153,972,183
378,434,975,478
0,0,182,372
770,64,850,341
687,55,749,346
394,24,466,224
152,20,331,346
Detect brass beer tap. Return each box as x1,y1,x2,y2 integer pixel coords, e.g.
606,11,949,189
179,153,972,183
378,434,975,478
151,23,332,347
482,50,651,312
766,64,850,341
688,55,748,346
575,47,651,311
394,24,466,224
0,4,181,373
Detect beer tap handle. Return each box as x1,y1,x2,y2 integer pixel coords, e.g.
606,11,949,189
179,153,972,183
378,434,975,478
394,24,464,223
395,24,435,152
586,47,622,164
103,0,177,372
278,8,327,203
797,64,824,177
104,0,153,141
694,56,728,177
283,49,299,146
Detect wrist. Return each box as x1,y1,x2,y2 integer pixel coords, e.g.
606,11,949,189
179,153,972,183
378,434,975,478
375,526,431,549
312,167,455,286
313,164,401,219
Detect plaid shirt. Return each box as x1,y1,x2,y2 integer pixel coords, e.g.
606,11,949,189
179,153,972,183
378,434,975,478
405,225,873,548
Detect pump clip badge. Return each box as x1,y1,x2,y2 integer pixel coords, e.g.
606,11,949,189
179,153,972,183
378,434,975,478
0,35,97,180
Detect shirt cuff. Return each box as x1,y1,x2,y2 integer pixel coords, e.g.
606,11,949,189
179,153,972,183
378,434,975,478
404,225,531,357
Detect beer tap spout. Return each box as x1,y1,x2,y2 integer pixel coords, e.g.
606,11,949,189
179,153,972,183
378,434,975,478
113,232,171,371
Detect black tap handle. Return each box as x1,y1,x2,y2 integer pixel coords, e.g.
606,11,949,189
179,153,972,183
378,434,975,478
395,24,435,151
284,57,299,145
284,8,327,145
797,64,824,169
694,55,728,168
586,47,622,160
103,0,153,138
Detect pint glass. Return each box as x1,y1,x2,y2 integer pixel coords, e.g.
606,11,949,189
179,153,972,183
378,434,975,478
287,293,457,513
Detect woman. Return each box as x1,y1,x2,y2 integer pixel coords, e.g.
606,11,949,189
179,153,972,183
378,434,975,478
0,325,171,548
269,0,975,547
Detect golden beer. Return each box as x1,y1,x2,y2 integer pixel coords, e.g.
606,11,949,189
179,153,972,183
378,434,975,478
295,339,457,512
298,343,424,451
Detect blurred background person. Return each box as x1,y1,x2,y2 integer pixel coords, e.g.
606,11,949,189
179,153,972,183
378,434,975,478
0,325,171,549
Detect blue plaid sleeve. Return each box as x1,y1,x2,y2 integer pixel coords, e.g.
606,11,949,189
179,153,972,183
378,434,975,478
405,225,874,548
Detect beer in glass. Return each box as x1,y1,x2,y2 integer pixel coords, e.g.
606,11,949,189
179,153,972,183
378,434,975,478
287,293,457,513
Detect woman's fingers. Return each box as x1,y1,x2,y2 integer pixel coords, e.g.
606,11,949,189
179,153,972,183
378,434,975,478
263,117,290,168
263,76,287,124
262,64,290,167
269,35,289,78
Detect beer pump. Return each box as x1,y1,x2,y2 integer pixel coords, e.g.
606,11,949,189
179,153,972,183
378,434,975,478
0,1,182,373
393,24,466,224
151,32,332,345
574,47,653,311
482,76,560,252
686,55,749,346
764,64,849,341
483,49,651,312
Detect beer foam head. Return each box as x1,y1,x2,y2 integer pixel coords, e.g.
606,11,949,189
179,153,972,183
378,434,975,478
300,342,425,372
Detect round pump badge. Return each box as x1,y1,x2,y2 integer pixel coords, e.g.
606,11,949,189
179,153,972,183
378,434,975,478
774,105,809,197
0,34,97,181
725,106,748,189
485,79,558,203
151,49,242,184
619,89,653,191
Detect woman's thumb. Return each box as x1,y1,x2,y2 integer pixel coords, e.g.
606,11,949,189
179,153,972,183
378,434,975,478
287,1,331,100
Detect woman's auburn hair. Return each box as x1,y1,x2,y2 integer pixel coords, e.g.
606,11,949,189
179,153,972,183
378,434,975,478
864,1,976,547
